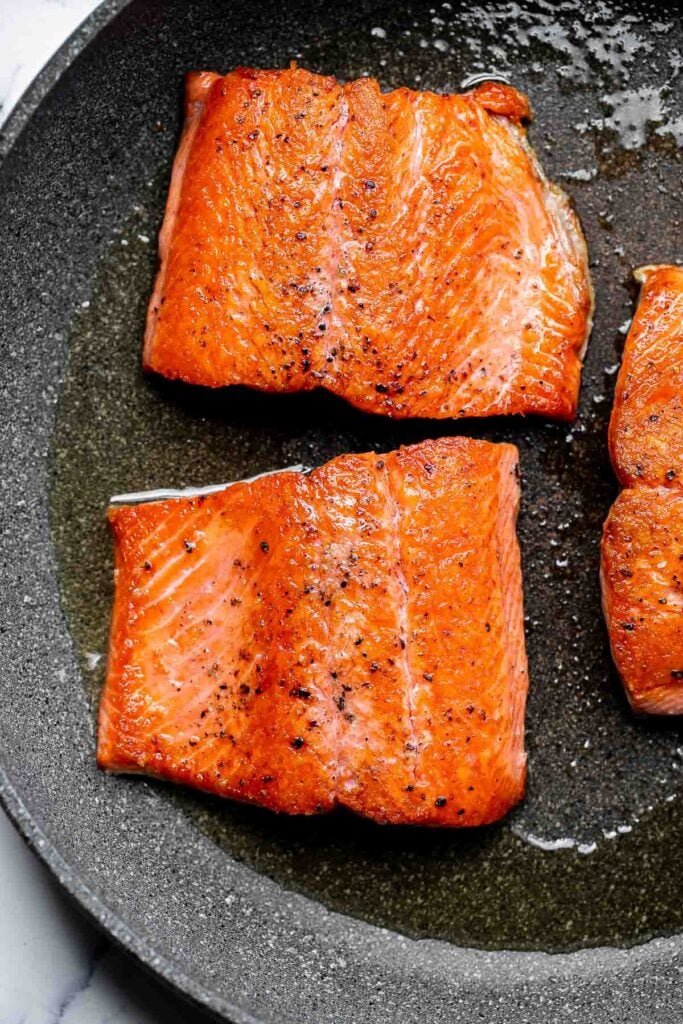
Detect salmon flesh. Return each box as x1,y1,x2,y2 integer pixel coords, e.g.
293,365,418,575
601,266,683,714
98,438,528,825
143,67,592,421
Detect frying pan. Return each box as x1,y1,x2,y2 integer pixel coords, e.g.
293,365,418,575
1,0,682,1020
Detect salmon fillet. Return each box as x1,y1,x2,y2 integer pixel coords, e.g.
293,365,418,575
144,67,592,421
601,265,683,714
98,438,528,825
608,265,683,488
601,488,683,715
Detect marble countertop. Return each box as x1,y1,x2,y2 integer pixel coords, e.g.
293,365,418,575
0,3,216,1022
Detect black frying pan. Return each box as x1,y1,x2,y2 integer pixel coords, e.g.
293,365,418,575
1,0,682,1020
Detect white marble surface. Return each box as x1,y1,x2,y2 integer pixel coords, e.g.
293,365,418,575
0,2,216,1021
0,0,98,121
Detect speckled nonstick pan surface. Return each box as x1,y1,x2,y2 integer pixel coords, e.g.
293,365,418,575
1,0,683,1020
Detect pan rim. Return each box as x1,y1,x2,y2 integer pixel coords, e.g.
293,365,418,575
1,1,682,1020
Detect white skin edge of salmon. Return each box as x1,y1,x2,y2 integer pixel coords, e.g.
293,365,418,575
109,464,311,505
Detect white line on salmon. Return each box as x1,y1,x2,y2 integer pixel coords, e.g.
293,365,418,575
110,465,311,505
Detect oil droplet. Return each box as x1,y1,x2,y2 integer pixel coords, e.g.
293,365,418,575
85,651,102,671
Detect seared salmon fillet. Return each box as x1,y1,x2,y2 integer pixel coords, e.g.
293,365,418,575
99,438,528,825
601,265,683,714
144,67,592,421
608,265,683,488
601,488,683,715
